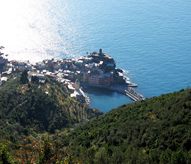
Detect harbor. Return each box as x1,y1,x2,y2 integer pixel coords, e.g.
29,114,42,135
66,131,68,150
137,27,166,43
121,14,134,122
85,83,144,102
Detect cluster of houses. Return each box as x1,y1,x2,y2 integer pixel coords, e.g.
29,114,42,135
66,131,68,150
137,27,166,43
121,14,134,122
0,48,128,103
32,49,120,87
1,49,126,86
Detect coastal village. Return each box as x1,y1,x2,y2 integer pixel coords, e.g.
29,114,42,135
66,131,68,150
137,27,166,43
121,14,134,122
0,47,144,104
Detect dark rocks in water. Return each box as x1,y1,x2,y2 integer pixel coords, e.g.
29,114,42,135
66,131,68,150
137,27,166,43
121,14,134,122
116,68,123,73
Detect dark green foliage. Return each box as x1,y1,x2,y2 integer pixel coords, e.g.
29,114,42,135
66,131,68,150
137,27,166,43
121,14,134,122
63,87,191,163
0,73,103,147
20,70,29,84
31,76,39,83
0,145,11,164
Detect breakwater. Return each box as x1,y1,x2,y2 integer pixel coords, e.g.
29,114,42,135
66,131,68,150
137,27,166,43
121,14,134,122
110,85,144,101
126,87,144,101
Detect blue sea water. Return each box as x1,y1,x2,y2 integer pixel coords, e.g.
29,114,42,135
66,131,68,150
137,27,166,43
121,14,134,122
1,0,191,112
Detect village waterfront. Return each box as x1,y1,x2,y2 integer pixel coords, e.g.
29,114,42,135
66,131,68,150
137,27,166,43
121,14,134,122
0,48,143,112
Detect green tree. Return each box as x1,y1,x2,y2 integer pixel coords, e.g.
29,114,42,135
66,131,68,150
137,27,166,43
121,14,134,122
20,70,29,84
94,147,109,164
31,76,39,83
171,151,186,164
159,149,172,164
0,145,11,164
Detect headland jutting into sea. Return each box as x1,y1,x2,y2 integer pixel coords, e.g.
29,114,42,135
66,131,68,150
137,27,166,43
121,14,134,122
0,47,144,105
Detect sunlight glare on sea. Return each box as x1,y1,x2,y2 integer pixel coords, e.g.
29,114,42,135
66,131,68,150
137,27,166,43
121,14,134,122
0,0,72,63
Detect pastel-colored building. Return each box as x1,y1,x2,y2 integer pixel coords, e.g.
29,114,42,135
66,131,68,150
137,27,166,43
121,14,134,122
88,75,99,85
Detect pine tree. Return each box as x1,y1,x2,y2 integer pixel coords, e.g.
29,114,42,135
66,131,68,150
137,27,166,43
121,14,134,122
20,70,29,84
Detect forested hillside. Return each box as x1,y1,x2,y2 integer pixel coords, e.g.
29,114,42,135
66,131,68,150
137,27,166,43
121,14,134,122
0,72,102,146
1,72,191,163
63,87,191,163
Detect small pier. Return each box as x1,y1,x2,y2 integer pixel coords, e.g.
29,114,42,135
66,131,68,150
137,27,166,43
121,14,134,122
125,87,144,101
109,85,144,101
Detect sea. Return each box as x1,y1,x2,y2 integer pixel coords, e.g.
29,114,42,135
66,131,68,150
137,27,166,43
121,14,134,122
1,0,191,113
